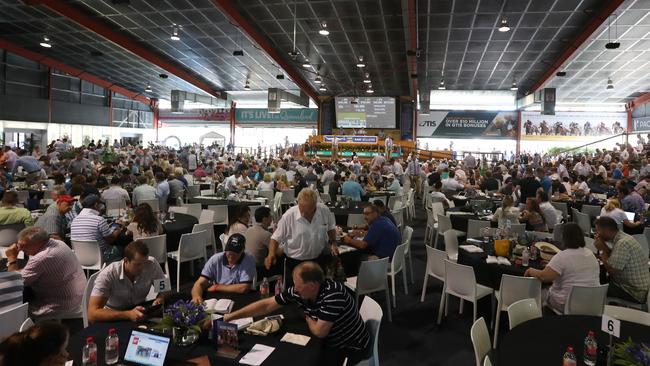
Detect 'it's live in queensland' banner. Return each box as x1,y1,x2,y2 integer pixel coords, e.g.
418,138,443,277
417,111,517,139
235,108,317,125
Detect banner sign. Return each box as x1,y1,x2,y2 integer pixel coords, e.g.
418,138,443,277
633,116,650,132
521,111,626,140
323,135,378,144
159,108,229,124
235,108,317,124
417,111,517,139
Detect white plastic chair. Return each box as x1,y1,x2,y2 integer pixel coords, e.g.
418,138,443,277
437,260,493,324
402,226,414,284
564,284,609,315
186,185,200,201
604,305,650,326
169,206,189,215
509,223,526,237
71,240,104,277
207,205,229,226
470,317,490,366
492,275,541,348
139,234,169,276
272,192,283,220
581,204,601,219
258,190,274,205
393,208,404,232
425,208,436,244
506,298,541,329
181,203,202,220
607,287,650,312
200,189,213,196
105,198,127,217
347,213,366,228
583,236,598,254
345,257,392,322
572,209,591,236
467,219,490,239
443,230,460,262
0,302,28,340
420,246,447,302
167,231,207,291
19,317,34,332
358,297,383,366
387,195,403,211
280,189,295,205
193,222,217,258
434,214,465,249
551,202,568,221
198,209,215,224
140,199,160,213
82,271,100,327
387,243,408,308
632,234,650,258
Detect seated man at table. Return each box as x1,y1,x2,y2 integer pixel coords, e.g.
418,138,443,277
593,217,650,304
223,262,370,366
373,199,397,227
342,204,400,260
244,207,283,278
101,176,131,204
4,227,86,318
70,194,123,263
430,181,452,208
0,191,34,227
35,194,74,240
385,173,401,192
191,234,256,304
341,174,365,202
88,240,168,323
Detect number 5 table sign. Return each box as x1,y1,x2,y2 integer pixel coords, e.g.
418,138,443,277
153,278,171,294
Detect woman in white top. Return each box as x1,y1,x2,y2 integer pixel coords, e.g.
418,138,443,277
126,203,163,240
599,199,628,226
492,195,520,228
524,223,599,314
256,173,275,191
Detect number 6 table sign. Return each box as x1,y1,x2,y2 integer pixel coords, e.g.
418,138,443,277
601,314,620,338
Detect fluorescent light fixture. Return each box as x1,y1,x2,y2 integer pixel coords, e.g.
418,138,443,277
356,56,365,68
39,35,52,48
233,50,244,56
438,79,446,90
498,18,510,32
170,25,180,41
510,80,518,91
319,85,326,91
366,86,374,94
145,83,153,93
363,72,371,84
318,22,329,36
302,59,311,68
314,74,322,84
244,80,250,90
606,78,614,89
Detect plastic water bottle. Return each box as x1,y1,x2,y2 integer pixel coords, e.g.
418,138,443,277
105,328,119,365
522,247,530,267
82,336,98,366
563,346,577,366
169,210,175,220
274,276,283,296
584,331,598,366
260,277,269,298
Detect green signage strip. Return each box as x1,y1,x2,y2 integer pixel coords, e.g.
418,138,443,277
235,108,317,124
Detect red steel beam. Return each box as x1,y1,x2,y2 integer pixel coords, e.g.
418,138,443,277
26,0,221,99
211,0,319,104
407,0,418,140
529,0,626,93
0,38,151,106
627,92,650,112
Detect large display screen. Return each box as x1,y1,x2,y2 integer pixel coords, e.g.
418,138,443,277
335,97,397,129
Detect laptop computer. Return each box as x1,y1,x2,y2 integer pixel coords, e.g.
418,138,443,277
123,329,171,366
624,211,636,221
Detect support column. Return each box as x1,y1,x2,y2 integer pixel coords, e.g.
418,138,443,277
47,67,52,124
107,91,113,127
229,101,236,147
516,110,522,155
151,98,159,143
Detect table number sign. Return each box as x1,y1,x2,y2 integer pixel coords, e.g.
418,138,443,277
601,314,620,338
153,278,171,294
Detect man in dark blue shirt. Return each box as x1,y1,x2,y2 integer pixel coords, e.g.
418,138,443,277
342,204,400,259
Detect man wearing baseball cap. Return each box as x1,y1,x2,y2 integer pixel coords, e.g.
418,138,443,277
35,195,75,240
191,233,256,304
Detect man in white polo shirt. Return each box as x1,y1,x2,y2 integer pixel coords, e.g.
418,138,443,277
265,188,338,287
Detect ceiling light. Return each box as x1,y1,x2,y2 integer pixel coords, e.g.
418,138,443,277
288,50,299,60
510,78,518,91
605,42,620,49
302,59,311,68
314,74,322,84
363,73,371,84
319,84,326,91
356,56,365,68
276,73,284,80
233,50,244,56
606,78,614,90
498,18,510,32
170,25,180,41
244,80,251,90
318,22,330,36
438,79,446,90
145,83,152,93
39,35,52,48
366,86,374,94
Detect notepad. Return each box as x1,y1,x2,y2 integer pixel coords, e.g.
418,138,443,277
281,332,311,346
204,298,234,314
231,317,254,330
459,245,484,253
239,344,275,366
485,256,511,266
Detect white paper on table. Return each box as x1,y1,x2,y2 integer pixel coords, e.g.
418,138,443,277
231,317,254,330
497,257,511,266
65,361,73,366
280,332,311,346
459,245,484,253
239,344,275,366
486,255,498,264
338,245,357,254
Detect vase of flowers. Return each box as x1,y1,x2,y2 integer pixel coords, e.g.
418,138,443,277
612,338,650,366
154,300,206,346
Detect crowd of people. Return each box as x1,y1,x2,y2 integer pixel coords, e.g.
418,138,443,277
1,134,650,365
